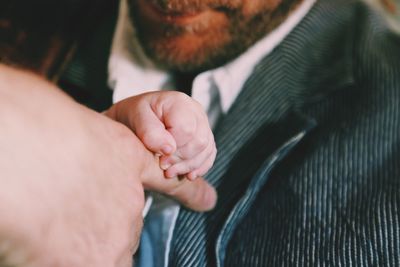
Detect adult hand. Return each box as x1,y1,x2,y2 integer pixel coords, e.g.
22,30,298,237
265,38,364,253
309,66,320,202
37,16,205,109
0,65,216,267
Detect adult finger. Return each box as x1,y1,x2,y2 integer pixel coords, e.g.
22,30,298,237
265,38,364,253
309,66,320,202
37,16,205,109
142,164,217,211
167,177,217,211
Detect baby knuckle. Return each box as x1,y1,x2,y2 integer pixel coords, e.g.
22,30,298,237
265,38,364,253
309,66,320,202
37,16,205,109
196,137,208,150
180,124,196,138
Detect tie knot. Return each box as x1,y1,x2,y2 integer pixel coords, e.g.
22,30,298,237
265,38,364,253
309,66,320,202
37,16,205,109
173,72,197,96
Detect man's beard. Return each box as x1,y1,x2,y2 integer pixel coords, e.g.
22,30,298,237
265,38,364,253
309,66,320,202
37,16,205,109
128,0,302,73
137,0,242,13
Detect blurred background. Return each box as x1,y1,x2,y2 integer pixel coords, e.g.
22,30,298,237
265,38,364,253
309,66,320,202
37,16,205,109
0,0,114,79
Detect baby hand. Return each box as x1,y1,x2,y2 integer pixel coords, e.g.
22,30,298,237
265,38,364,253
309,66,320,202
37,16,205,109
106,91,217,180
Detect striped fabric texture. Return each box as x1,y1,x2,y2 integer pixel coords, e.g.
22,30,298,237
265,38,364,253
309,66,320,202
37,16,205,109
168,0,400,266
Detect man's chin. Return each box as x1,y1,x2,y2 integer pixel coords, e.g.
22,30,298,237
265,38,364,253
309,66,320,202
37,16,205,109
143,48,232,73
139,36,240,73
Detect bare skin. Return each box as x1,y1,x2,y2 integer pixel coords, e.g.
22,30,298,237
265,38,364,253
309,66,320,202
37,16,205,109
106,92,217,180
0,64,216,267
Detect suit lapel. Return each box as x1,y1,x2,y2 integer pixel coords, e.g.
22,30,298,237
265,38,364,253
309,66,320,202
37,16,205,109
206,47,296,187
215,111,316,267
170,1,357,265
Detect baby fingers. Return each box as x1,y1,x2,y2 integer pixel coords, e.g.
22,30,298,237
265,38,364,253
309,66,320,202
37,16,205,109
164,138,217,180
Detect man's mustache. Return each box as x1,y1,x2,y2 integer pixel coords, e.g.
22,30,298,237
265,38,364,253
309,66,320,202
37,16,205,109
145,0,241,13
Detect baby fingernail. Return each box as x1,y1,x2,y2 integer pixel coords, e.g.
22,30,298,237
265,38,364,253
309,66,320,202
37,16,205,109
162,145,173,155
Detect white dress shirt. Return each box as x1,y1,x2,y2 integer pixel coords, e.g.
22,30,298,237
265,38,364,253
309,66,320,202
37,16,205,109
108,0,315,266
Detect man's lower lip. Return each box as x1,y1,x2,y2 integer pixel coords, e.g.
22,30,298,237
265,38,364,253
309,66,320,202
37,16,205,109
144,1,206,24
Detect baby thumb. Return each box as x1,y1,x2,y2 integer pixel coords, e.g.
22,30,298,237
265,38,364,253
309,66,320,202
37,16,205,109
135,110,177,155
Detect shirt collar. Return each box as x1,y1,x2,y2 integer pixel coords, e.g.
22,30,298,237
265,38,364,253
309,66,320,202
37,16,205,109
108,0,170,103
108,0,316,111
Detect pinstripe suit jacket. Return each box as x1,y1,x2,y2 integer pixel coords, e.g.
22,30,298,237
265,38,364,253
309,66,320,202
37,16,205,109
166,0,400,266
60,0,400,265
